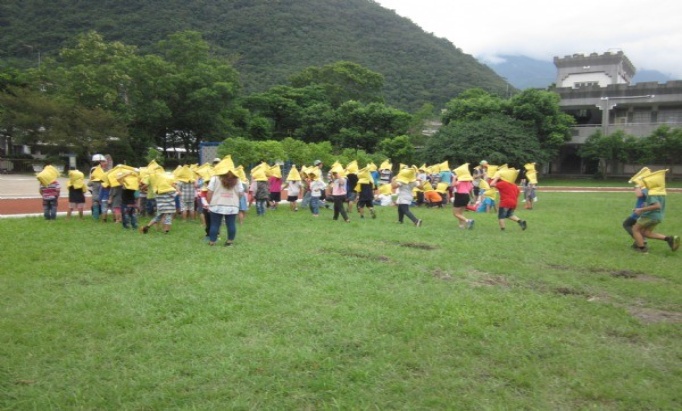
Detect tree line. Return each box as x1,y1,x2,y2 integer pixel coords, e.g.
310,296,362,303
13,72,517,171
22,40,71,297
5,29,675,176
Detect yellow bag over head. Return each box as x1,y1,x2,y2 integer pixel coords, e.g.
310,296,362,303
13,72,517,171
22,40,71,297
36,165,60,187
641,169,667,196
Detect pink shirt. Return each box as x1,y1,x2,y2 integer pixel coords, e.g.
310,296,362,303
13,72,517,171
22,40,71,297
331,178,347,196
454,180,473,194
268,176,282,193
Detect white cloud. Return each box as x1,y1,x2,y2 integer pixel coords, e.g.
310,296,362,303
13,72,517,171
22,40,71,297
375,0,682,78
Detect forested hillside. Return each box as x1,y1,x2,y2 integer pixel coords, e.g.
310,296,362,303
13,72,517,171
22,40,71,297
0,0,508,111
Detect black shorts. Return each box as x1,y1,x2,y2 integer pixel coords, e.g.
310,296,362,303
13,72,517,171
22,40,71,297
357,199,373,209
269,192,281,202
453,193,470,207
287,195,298,202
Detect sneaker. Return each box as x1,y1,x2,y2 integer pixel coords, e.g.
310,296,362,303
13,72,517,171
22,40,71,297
224,241,233,247
519,220,528,231
416,219,423,227
466,219,475,230
140,226,149,234
634,246,649,254
667,235,680,251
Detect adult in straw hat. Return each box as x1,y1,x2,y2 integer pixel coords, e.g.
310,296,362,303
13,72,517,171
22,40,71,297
631,169,679,253
206,166,244,247
490,168,527,231
391,166,424,226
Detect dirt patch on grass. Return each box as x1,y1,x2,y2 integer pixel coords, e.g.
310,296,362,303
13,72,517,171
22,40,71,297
628,307,682,324
320,248,391,262
588,267,653,280
554,287,590,297
468,269,511,288
431,268,452,280
399,241,438,250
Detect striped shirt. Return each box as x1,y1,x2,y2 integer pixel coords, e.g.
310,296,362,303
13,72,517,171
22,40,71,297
40,181,61,200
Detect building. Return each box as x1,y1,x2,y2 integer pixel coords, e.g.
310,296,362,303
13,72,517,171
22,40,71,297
552,51,682,175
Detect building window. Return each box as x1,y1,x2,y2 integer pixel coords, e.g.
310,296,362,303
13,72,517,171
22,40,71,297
574,81,598,88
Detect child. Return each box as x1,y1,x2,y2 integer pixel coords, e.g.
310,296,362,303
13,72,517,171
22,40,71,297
117,170,140,230
391,167,423,227
268,165,282,210
308,171,326,217
284,174,302,212
99,181,111,222
330,168,350,222
631,169,679,253
624,167,649,248
452,163,475,229
67,169,87,219
140,172,177,234
356,168,376,219
490,169,527,231
41,180,62,220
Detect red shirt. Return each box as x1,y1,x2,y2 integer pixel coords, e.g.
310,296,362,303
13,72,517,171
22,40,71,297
496,180,519,209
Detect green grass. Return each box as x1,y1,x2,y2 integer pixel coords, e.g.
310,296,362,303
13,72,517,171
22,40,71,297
1,193,681,410
541,178,682,188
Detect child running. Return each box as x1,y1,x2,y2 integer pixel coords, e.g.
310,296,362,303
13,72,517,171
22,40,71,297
490,169,527,231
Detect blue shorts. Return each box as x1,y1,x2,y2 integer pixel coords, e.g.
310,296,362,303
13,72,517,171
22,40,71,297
239,196,248,212
498,207,515,219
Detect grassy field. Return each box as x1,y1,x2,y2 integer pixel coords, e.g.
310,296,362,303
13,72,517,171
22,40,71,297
1,192,681,410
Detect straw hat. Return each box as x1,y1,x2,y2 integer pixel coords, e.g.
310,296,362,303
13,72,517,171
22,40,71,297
395,166,417,184
36,165,60,187
286,165,302,181
453,163,473,182
641,169,668,196
628,167,651,186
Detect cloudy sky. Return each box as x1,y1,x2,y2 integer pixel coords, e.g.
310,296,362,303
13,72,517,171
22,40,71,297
374,0,682,78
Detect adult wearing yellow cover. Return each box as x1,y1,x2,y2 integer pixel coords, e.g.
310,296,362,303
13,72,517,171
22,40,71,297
207,169,244,247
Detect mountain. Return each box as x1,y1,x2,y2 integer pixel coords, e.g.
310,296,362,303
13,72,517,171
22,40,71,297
483,54,674,90
0,0,508,112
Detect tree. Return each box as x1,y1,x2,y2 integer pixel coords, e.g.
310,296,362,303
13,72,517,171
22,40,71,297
442,88,505,124
422,113,547,167
644,126,682,180
440,88,574,164
289,61,385,108
378,135,415,167
507,89,574,156
578,130,630,178
0,85,127,160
